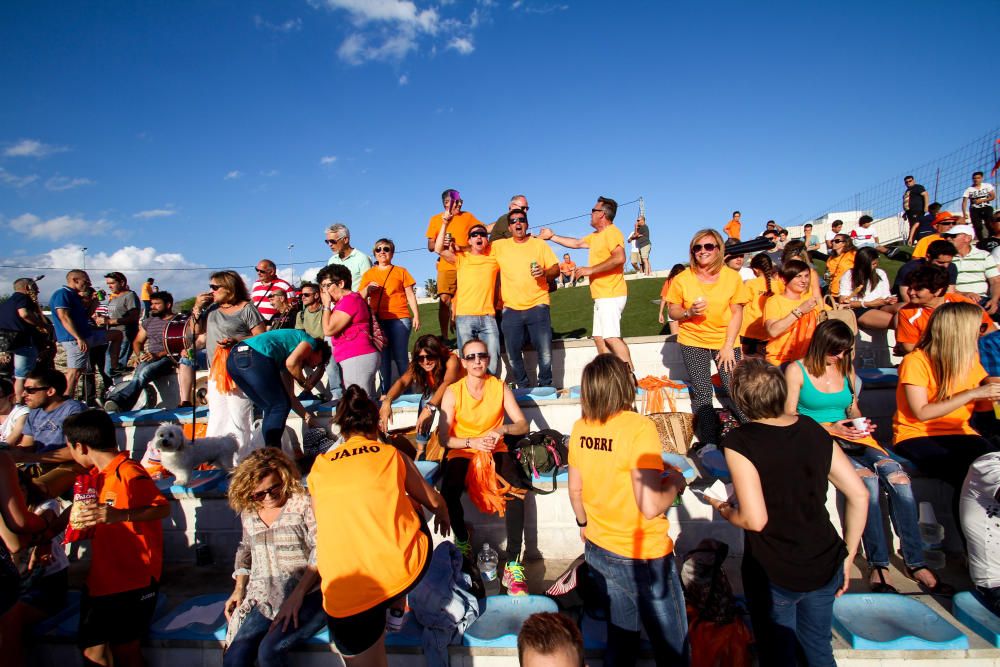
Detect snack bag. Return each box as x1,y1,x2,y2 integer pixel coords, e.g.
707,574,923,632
63,471,100,544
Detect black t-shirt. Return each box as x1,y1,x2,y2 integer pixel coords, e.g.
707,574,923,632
0,292,33,348
906,184,927,213
722,417,847,592
892,258,958,296
977,237,1000,254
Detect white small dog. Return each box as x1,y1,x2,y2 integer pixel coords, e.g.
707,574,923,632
152,423,237,487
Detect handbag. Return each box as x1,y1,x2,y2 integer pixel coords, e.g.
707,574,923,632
647,412,696,455
817,294,858,334
368,267,395,352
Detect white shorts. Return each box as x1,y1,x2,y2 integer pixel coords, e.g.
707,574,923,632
593,296,627,339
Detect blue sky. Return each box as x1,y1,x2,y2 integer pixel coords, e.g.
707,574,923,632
1,0,998,301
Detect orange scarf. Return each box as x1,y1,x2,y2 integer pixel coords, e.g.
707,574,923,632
637,375,689,414
209,345,237,393
465,450,513,516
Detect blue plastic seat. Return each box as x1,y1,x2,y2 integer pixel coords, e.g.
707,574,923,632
857,367,899,389
148,593,230,641
416,460,440,483
953,591,1000,647
832,594,968,650
662,452,697,481
155,469,229,497
462,595,558,647
391,393,424,408
513,386,559,405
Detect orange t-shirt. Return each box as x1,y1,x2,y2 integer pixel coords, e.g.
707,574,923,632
559,261,576,277
895,294,991,346
665,267,751,349
893,348,987,443
568,411,671,560
741,274,785,340
584,224,628,299
426,211,483,267
311,435,430,617
763,292,818,365
723,218,741,240
88,451,167,596
826,251,855,297
911,233,942,260
454,251,499,317
448,375,506,459
360,265,416,320
491,237,558,310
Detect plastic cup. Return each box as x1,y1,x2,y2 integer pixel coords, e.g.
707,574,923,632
850,417,868,433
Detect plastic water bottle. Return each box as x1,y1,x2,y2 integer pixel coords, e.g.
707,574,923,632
477,543,500,594
918,502,946,568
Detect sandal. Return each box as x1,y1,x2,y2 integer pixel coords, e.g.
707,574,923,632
906,567,955,597
869,566,898,594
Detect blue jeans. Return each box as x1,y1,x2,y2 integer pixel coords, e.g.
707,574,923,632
227,346,290,448
456,315,500,376
224,590,326,667
378,317,411,396
584,541,689,667
325,353,343,400
743,555,841,667
104,356,174,411
848,447,925,569
500,305,552,387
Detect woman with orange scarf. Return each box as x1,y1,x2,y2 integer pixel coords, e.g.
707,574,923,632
438,339,529,594
192,270,266,459
785,320,950,596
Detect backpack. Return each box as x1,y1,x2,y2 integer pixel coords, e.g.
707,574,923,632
512,429,568,494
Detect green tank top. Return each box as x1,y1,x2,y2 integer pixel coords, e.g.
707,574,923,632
795,360,851,423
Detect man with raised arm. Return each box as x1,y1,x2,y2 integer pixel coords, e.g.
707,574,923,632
539,196,634,369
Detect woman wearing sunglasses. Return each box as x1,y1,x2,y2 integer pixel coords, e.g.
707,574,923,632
360,239,420,396
439,339,530,593
825,234,856,299
665,229,751,449
192,271,266,458
378,335,464,454
223,448,325,667
785,320,950,596
317,264,380,399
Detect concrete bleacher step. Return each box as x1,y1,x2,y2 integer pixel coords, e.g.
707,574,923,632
952,591,1000,648
832,594,969,650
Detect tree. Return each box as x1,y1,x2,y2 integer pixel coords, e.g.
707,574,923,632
424,278,438,299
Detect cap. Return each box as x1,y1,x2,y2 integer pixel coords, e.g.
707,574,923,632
933,212,959,225
946,224,975,236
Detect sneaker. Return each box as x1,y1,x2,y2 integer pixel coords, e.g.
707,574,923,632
103,399,121,412
455,538,472,559
386,607,405,633
502,561,528,596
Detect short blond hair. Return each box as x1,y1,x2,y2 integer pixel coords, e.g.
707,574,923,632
731,358,786,420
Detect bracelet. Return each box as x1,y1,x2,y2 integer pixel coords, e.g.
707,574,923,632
465,438,471,449
575,517,588,527
792,309,802,319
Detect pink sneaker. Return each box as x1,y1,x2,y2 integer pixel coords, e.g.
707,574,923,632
502,561,528,596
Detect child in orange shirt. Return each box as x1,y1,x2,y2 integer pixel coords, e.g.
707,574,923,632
63,409,169,667
657,264,687,335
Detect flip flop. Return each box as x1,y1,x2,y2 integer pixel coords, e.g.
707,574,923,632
546,555,586,596
870,566,898,594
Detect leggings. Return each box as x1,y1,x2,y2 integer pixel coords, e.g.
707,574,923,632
679,343,745,446
442,451,525,562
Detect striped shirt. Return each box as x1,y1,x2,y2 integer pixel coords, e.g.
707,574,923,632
250,277,297,321
953,247,999,298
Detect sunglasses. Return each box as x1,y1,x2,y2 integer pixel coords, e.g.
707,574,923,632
591,208,603,213
693,243,718,252
416,353,435,361
250,482,283,503
374,246,393,253
209,284,222,291
831,239,845,244
469,231,488,239
255,268,270,274
509,218,527,225
23,386,50,394
464,352,489,361
325,238,341,245
301,292,316,298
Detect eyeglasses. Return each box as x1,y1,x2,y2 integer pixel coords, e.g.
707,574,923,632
250,482,283,503
692,243,718,252
416,353,435,361
469,231,488,239
23,386,50,394
463,352,489,361
374,246,392,253
301,292,316,298
209,284,223,291
509,218,527,225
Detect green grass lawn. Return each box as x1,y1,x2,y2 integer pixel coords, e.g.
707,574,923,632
410,252,909,346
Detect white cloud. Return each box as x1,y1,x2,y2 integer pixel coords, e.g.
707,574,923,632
7,213,113,241
314,0,438,31
44,175,94,192
0,167,38,188
260,169,279,177
446,36,474,54
398,74,409,85
3,139,69,158
133,209,176,220
319,155,338,165
254,15,303,32
224,170,243,180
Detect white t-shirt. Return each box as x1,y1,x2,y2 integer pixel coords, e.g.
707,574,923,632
839,268,891,302
0,404,29,444
850,227,879,248
739,266,756,281
965,183,996,209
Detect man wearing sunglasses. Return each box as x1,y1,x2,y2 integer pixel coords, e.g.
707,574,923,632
250,258,297,322
539,197,633,369
435,222,501,375
8,368,85,468
426,189,483,340
325,223,371,292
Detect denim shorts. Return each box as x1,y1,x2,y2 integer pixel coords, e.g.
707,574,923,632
60,339,91,370
12,344,37,378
